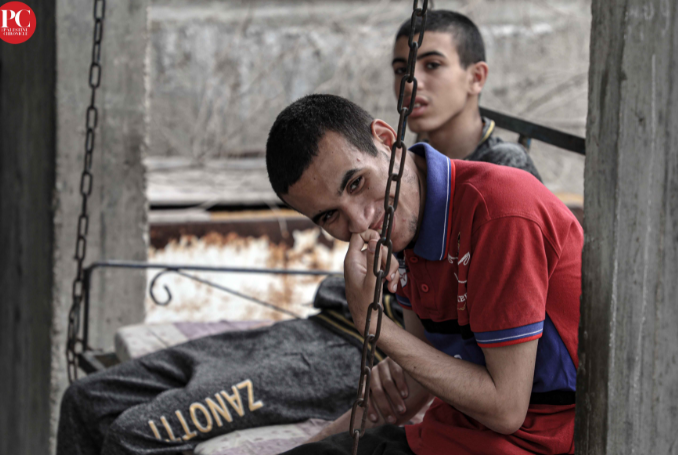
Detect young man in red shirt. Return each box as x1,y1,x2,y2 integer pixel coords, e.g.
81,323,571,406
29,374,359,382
267,94,581,454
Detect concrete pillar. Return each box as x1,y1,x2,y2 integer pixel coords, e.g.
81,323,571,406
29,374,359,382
51,0,149,449
0,0,148,452
0,1,57,454
577,0,678,453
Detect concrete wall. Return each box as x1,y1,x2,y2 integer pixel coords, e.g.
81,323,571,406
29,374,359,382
0,0,148,452
0,1,57,453
147,0,589,195
576,0,678,452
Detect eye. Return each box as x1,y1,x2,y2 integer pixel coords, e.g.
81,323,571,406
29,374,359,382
393,66,406,76
348,176,363,193
321,210,337,225
425,61,441,70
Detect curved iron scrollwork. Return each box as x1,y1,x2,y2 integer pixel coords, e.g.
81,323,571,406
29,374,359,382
67,260,335,382
148,268,176,306
148,267,305,319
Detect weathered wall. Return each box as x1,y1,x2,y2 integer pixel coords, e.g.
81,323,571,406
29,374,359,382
148,0,589,195
577,0,678,453
0,1,57,453
50,0,149,450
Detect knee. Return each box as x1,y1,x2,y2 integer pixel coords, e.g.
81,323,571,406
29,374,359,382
102,410,186,455
60,379,91,415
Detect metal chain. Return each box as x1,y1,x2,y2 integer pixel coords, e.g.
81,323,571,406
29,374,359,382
348,1,428,453
67,0,106,383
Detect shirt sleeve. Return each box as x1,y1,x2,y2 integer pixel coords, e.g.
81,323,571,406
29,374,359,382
466,217,549,348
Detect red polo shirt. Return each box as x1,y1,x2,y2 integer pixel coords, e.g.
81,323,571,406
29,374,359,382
396,143,582,455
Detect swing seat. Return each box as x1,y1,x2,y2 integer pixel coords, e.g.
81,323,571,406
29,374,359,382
114,319,273,361
193,418,331,455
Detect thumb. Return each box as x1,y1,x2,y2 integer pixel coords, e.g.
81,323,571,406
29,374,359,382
345,232,367,267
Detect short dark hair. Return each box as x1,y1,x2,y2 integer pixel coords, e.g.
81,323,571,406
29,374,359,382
266,94,378,197
396,10,485,68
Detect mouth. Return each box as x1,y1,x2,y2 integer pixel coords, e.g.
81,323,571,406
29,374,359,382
403,96,428,119
369,210,398,240
370,211,385,233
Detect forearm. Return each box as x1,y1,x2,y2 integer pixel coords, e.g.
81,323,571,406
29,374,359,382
376,317,528,434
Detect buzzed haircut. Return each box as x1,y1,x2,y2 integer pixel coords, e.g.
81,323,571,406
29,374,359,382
266,94,378,197
396,10,485,68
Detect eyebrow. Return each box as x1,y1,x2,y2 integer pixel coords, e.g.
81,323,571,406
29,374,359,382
391,50,446,66
311,168,361,225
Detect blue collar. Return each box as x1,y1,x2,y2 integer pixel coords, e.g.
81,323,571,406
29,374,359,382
408,143,455,261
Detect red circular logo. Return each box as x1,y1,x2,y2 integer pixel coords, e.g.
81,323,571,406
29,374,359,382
0,2,35,44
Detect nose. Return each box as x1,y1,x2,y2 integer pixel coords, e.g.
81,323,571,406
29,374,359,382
344,201,373,234
413,60,426,89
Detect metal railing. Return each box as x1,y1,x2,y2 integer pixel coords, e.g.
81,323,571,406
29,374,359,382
72,260,334,376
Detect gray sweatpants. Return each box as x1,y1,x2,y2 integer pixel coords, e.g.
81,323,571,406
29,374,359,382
57,318,362,455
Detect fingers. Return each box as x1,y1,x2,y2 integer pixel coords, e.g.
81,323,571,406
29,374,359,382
345,232,367,268
380,361,407,415
359,229,381,245
387,358,409,399
368,359,406,424
366,378,380,423
366,364,380,423
359,230,400,292
369,367,397,423
386,253,400,292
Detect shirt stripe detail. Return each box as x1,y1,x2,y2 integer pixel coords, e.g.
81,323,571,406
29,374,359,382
478,328,543,343
475,321,544,347
479,333,543,348
440,159,450,260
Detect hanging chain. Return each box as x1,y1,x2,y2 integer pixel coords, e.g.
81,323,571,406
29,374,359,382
67,0,106,383
348,1,428,453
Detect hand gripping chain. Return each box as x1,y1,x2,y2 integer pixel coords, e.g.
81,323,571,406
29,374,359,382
67,0,106,383
348,2,428,453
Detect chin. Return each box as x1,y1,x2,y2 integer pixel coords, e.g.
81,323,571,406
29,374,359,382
391,235,411,254
409,118,443,138
407,119,426,135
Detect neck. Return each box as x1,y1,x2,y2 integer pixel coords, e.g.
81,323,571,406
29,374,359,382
426,98,483,160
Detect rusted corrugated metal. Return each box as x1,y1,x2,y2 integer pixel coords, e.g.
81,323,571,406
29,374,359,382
145,226,347,324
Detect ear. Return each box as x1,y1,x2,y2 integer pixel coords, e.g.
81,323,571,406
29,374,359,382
468,61,489,96
371,119,398,151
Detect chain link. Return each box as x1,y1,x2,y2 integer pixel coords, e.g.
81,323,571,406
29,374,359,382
348,1,428,453
67,0,106,383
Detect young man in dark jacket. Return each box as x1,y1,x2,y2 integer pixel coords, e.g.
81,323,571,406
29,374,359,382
391,10,540,179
